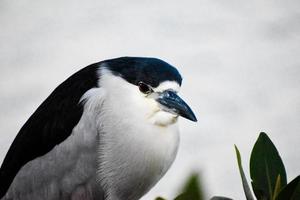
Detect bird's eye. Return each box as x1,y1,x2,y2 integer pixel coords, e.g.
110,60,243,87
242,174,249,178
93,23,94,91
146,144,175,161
138,82,153,94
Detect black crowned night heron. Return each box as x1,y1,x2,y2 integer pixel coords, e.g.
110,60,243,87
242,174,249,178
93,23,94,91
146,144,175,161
0,57,197,200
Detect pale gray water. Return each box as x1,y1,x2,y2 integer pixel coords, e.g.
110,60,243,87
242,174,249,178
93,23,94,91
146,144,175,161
1,0,300,199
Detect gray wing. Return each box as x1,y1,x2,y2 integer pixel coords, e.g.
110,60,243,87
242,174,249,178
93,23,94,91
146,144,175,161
0,63,100,199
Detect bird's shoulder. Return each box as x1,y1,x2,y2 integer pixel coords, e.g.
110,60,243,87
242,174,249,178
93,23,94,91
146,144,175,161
0,63,100,198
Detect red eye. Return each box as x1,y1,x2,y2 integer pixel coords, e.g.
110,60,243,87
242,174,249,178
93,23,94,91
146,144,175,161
138,82,152,94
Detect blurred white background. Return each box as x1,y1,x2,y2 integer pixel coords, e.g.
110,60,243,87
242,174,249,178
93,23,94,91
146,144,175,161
0,0,300,199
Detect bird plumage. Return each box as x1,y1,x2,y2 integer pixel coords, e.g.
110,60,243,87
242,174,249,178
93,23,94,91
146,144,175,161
0,57,196,200
0,64,100,199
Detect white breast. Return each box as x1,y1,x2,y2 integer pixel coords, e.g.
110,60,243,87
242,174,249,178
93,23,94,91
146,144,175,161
98,110,179,200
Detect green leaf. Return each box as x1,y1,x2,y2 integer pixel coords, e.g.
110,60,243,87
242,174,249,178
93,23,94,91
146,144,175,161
174,174,204,200
272,175,281,200
276,176,300,200
250,132,287,200
155,197,167,200
210,196,234,200
234,145,255,200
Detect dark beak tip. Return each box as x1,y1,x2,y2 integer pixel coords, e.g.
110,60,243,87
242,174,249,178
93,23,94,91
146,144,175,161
187,113,198,122
192,117,198,122
180,106,197,122
183,105,197,122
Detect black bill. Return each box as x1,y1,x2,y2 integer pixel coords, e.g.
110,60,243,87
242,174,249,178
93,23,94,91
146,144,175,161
155,90,197,122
